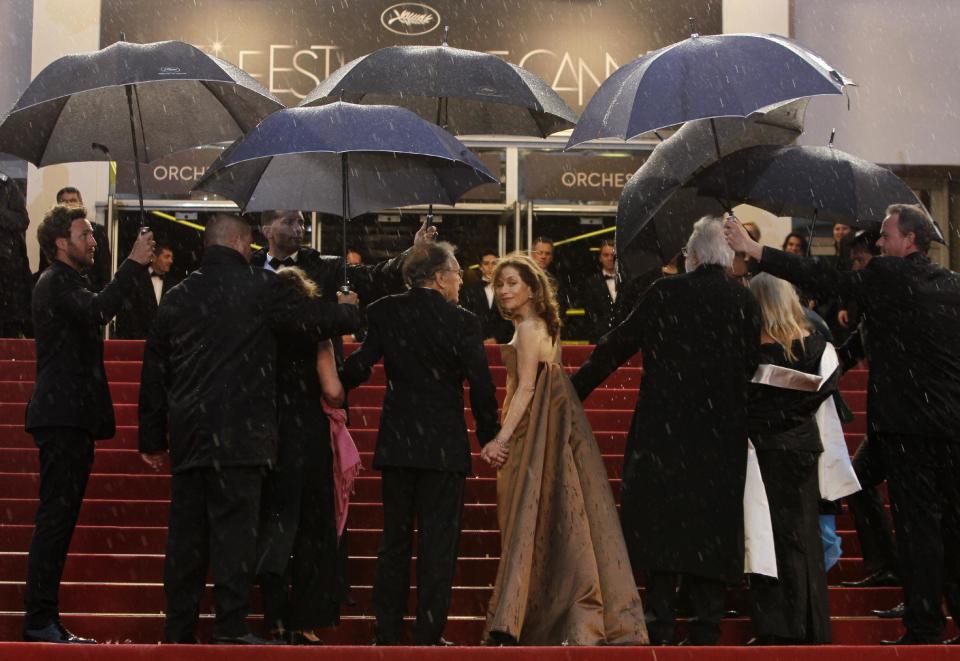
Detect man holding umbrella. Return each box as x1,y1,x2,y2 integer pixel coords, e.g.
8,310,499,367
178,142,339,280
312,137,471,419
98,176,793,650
726,205,960,645
25,205,155,644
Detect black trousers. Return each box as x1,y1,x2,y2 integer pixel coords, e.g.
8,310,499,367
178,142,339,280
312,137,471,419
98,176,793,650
879,434,960,641
163,466,263,643
257,430,339,631
846,435,898,575
23,427,95,630
750,450,830,643
374,467,465,645
646,571,726,645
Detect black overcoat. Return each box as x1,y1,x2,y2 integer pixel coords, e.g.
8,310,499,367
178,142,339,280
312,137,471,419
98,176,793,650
137,246,360,473
572,264,761,582
760,248,960,438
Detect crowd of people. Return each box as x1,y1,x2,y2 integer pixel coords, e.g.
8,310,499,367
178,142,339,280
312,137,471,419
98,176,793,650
12,189,960,647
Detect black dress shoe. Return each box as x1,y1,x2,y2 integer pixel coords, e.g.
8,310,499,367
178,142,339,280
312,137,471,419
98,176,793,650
212,633,273,645
944,634,960,644
880,633,938,645
841,570,900,588
23,622,96,644
872,602,905,618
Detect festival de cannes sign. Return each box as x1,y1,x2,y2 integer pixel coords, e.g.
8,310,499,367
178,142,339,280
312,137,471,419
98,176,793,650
100,0,719,111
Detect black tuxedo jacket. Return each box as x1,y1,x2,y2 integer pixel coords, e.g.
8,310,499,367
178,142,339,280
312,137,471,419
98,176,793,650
582,271,636,343
760,248,960,438
27,259,146,438
459,279,513,343
114,269,179,339
138,246,361,473
341,288,499,473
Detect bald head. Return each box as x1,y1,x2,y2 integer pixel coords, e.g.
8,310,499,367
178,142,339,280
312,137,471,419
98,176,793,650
205,213,253,262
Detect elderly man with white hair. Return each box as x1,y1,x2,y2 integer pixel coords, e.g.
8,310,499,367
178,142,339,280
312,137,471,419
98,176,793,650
572,216,762,646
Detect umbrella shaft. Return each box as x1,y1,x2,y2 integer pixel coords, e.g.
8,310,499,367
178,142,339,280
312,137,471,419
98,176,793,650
124,84,147,228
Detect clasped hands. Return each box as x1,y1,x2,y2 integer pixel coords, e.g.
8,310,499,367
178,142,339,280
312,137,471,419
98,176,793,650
481,436,510,469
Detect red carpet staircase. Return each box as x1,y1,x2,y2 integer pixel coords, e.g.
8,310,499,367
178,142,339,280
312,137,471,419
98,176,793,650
0,338,956,659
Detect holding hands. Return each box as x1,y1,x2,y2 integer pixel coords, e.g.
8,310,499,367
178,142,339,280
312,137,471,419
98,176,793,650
481,436,510,469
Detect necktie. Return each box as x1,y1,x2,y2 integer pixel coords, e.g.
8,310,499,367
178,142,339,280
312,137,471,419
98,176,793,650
269,256,296,269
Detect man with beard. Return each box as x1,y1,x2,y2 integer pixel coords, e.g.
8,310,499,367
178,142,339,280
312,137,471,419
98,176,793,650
572,217,761,645
24,205,154,643
726,205,960,645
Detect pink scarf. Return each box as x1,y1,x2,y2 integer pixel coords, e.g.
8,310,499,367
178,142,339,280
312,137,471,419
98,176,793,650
324,402,361,539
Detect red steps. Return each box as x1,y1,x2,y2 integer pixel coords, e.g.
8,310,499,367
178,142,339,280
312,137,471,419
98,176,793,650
1,338,928,648
0,523,872,558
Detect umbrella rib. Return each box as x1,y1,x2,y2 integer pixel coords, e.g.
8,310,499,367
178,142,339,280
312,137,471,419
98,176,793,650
32,97,72,167
199,80,247,134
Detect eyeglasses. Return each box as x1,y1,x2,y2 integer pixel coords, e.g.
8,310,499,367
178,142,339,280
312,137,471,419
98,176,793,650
444,268,464,278
681,247,689,257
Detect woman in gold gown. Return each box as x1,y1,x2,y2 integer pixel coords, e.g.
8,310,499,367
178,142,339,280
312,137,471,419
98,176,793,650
479,254,647,646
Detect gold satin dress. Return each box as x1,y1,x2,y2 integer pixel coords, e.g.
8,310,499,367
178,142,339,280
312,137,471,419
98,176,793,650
483,343,648,645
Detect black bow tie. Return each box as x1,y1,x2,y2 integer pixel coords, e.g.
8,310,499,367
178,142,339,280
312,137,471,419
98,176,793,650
603,274,616,281
150,272,163,279
269,256,296,269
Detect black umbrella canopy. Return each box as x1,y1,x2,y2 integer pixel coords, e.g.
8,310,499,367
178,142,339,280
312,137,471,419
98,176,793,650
567,32,852,148
694,145,942,240
299,45,576,137
0,40,283,166
615,100,808,278
194,103,497,215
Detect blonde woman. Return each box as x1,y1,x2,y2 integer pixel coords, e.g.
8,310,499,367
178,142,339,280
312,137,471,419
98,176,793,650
746,273,837,644
480,253,647,646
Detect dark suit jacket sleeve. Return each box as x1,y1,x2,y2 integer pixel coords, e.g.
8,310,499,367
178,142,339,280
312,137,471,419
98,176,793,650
138,304,170,453
460,311,500,445
54,258,145,326
760,246,869,304
571,290,651,400
743,291,763,378
90,224,113,292
340,303,384,390
347,249,408,303
266,277,361,340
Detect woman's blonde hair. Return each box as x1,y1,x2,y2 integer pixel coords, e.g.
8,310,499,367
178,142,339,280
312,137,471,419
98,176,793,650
749,272,811,362
491,252,562,342
275,266,319,298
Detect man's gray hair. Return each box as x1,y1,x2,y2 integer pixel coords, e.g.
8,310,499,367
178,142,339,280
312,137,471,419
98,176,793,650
685,216,734,270
402,241,458,288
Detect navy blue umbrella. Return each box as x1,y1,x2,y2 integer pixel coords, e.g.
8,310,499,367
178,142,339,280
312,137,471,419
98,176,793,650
567,32,853,149
195,102,497,288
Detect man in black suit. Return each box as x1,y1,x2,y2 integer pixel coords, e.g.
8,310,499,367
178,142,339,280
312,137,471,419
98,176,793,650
341,241,500,645
582,239,637,344
138,214,361,645
459,249,513,343
114,243,178,339
24,204,155,643
726,204,960,645
36,188,113,292
251,209,429,641
572,217,761,646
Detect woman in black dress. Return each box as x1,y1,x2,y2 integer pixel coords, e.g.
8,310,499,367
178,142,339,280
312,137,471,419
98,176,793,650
747,273,838,645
